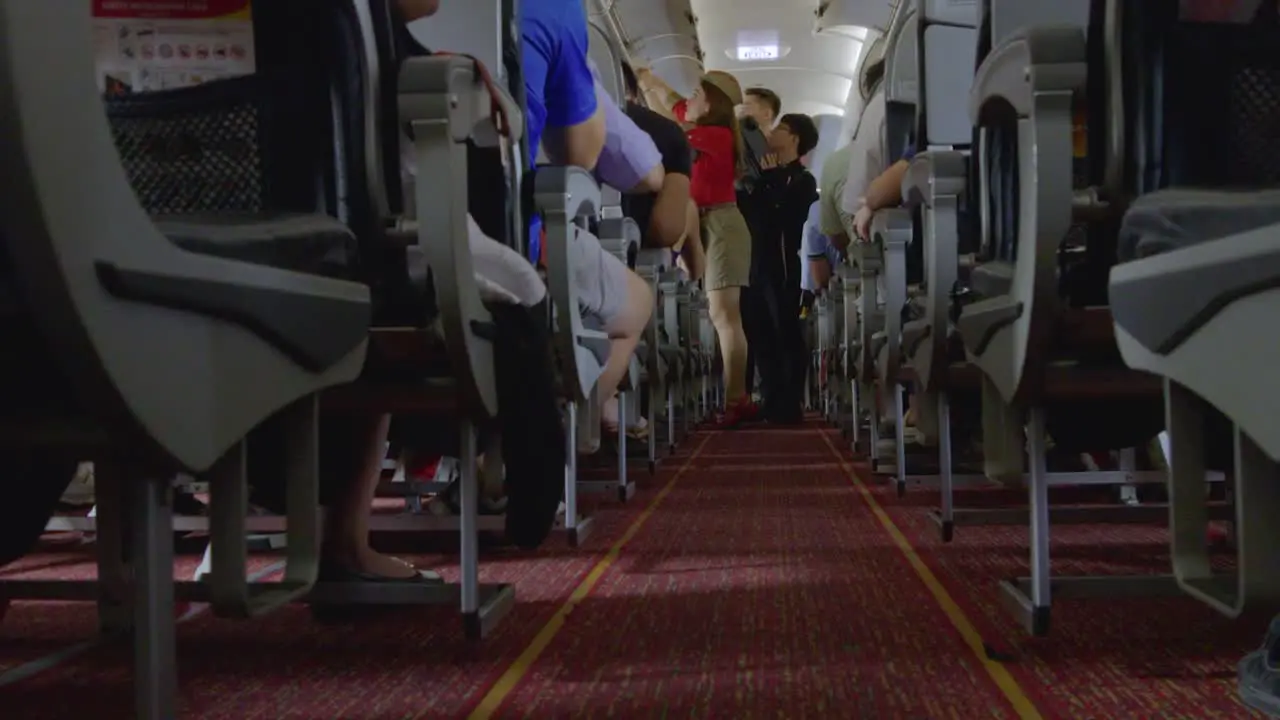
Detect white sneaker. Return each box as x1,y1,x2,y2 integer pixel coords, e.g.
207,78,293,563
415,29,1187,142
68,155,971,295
60,462,95,507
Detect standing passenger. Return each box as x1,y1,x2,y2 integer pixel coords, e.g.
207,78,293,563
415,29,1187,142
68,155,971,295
635,67,757,427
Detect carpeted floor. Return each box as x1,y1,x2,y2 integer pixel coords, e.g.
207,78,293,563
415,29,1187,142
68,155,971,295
0,419,1264,718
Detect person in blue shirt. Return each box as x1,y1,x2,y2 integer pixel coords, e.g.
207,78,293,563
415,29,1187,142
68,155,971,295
801,199,843,293
522,0,656,448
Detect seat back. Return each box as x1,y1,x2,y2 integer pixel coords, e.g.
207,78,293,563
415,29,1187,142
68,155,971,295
1125,0,1280,195
972,0,1094,267
0,1,371,470
917,0,978,150
884,8,920,164
984,0,1091,51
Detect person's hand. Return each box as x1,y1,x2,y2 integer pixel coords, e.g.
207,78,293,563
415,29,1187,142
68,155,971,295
634,66,655,86
759,153,780,170
853,202,873,243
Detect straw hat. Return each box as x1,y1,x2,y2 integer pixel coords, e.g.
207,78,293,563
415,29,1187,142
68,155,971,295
701,70,744,106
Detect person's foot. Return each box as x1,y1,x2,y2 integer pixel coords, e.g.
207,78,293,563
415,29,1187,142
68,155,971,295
603,417,650,440
330,550,430,581
713,398,754,429
59,462,95,508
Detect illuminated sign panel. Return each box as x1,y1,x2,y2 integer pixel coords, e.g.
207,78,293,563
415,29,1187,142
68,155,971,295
736,45,779,61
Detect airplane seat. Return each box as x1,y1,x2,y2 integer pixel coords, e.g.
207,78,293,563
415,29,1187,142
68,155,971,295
854,4,916,410
257,0,544,622
1105,0,1280,620
0,1,379,712
898,0,980,392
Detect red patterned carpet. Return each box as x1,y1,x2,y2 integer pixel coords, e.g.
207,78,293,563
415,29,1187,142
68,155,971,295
0,419,1265,718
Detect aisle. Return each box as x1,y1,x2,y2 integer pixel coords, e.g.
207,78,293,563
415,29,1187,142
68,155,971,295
0,419,1261,718
475,423,1030,718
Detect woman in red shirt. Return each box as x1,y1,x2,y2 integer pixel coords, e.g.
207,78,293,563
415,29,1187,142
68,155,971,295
637,68,755,426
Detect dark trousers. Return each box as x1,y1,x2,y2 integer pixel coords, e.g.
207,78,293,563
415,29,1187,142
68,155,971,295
750,265,807,421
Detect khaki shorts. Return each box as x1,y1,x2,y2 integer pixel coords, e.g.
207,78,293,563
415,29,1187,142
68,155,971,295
701,204,752,291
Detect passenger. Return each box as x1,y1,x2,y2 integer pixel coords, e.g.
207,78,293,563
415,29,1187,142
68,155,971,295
751,112,821,424
520,0,655,447
634,67,757,426
619,62,700,257
741,87,782,136
818,138,856,251
257,0,645,583
840,56,888,231
585,62,705,439
852,145,915,242
735,87,781,407
802,200,843,293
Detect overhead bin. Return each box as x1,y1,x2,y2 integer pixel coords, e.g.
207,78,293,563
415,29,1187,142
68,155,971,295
817,0,897,34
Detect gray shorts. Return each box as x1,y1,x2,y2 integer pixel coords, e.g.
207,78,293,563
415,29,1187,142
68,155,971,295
571,226,630,327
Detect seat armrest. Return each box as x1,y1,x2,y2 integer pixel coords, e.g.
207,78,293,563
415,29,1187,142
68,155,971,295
902,150,967,390
535,166,604,401
400,55,524,147
902,150,968,209
598,216,641,265
400,55,503,419
872,208,912,380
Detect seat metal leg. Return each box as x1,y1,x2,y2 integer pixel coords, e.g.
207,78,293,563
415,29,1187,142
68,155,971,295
1025,406,1051,635
458,421,479,621
938,391,954,542
130,476,177,720
563,403,579,533
617,392,628,500
868,392,880,464
666,387,676,452
894,384,907,497
850,379,859,454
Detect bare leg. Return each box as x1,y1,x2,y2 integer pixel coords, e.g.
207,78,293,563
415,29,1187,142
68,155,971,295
597,270,654,422
323,413,417,579
708,287,748,402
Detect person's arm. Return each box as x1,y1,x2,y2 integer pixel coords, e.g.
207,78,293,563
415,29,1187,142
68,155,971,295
593,90,664,193
676,199,706,280
533,5,606,169
802,200,833,290
865,158,910,212
646,120,693,246
633,67,686,125
809,257,832,291
853,150,914,241
648,172,691,246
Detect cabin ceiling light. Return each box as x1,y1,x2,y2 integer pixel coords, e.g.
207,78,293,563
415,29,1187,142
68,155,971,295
729,44,791,62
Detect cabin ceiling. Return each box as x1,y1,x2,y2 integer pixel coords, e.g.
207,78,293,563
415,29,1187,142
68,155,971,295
607,0,871,120
691,0,865,119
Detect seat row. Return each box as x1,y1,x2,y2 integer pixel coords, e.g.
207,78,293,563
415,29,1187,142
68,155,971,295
814,0,1280,643
0,1,718,716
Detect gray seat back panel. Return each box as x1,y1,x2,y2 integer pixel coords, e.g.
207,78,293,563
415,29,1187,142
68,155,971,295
1112,209,1280,355
922,24,977,146
1118,188,1280,261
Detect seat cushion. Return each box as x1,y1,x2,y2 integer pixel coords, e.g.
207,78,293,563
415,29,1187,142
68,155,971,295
155,213,358,278
1118,188,1280,261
